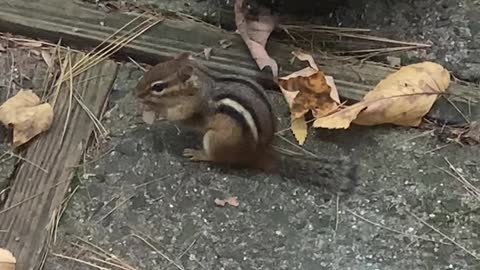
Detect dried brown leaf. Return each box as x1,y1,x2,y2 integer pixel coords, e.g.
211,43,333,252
277,51,340,144
214,197,239,207
234,0,278,77
279,71,339,119
0,90,54,146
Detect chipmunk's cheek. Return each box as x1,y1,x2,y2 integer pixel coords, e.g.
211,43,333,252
166,107,185,120
165,103,195,121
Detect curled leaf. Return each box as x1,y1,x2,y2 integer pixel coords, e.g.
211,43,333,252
279,70,340,119
234,0,278,77
292,50,319,70
277,51,340,144
0,90,54,146
0,248,16,270
214,196,239,207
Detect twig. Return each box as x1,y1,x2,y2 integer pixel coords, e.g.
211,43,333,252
334,195,340,233
6,50,15,99
422,144,451,155
67,143,117,168
127,56,146,71
94,175,170,223
2,151,48,173
89,257,135,270
73,92,108,137
275,134,319,159
72,238,137,270
346,209,444,244
0,186,10,198
132,233,185,270
52,253,109,270
407,210,480,260
95,193,136,224
133,175,170,189
440,158,480,201
177,238,198,260
54,185,80,242
443,96,470,124
0,179,69,215
280,24,371,33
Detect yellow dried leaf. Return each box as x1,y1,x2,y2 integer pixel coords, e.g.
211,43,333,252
0,248,16,270
325,75,340,104
0,90,54,146
313,102,368,129
314,62,450,129
353,62,449,126
291,116,308,145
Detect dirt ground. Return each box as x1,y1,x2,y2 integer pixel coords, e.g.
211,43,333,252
40,63,479,269
1,0,479,269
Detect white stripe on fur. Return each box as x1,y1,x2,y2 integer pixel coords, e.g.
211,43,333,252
217,98,258,143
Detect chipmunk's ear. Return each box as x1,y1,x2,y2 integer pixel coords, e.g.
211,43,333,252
176,64,195,82
175,52,194,61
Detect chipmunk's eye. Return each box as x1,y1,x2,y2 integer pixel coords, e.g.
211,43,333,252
150,80,168,93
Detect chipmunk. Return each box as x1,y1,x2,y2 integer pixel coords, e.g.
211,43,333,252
135,52,358,194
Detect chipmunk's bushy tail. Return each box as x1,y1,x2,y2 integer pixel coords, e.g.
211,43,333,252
271,153,359,195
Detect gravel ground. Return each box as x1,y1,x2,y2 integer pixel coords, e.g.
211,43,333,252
326,0,480,82
42,62,479,269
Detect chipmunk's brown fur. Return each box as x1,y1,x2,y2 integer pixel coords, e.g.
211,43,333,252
135,52,358,194
136,52,275,170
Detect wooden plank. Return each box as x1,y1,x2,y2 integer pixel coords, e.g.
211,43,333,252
0,0,478,123
0,53,118,270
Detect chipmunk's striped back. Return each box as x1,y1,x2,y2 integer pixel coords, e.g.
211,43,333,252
193,62,276,150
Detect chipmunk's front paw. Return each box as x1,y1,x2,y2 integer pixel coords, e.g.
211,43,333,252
183,148,211,161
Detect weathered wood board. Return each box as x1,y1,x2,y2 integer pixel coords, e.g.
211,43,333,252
0,0,478,124
0,53,118,270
